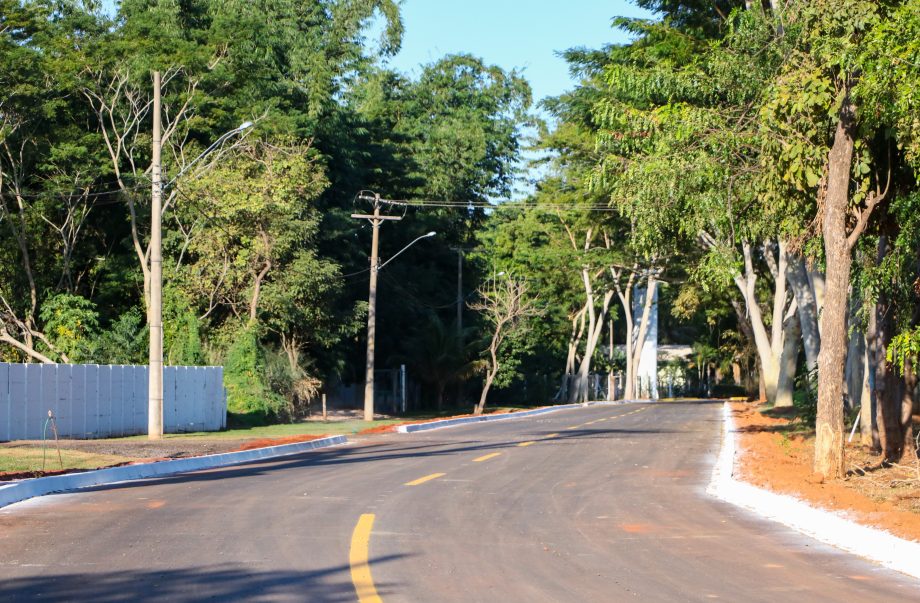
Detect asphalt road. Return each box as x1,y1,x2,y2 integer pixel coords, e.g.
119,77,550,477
1,401,918,602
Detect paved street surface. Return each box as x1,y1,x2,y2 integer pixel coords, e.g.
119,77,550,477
1,401,918,601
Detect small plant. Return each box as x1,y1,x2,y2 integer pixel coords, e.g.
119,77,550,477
792,368,818,426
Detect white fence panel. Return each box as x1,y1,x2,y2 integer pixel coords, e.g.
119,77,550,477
8,364,26,440
0,362,9,441
133,367,147,434
0,363,225,440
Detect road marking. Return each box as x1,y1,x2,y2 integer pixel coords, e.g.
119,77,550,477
473,452,502,462
404,472,446,486
544,433,559,438
349,514,382,603
565,425,580,430
517,441,535,447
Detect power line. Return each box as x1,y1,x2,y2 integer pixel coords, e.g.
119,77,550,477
0,181,148,200
376,197,620,212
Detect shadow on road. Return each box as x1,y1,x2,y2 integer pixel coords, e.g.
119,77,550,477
66,402,718,495
0,555,408,602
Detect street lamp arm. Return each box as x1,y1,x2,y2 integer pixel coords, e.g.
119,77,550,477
164,121,253,189
377,231,436,271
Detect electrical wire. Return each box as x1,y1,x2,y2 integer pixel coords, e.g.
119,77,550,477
376,197,620,212
0,180,148,200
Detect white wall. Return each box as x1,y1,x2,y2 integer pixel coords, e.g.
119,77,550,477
0,363,225,440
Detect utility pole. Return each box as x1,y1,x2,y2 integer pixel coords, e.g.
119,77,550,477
148,71,164,440
352,194,401,421
452,247,463,335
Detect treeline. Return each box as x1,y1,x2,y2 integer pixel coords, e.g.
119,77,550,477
4,0,920,477
0,0,532,419
490,0,920,479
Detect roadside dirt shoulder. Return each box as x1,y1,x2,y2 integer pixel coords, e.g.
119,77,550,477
731,401,920,542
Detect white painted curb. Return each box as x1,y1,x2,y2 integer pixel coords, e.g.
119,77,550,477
708,401,920,580
395,400,634,433
0,435,347,509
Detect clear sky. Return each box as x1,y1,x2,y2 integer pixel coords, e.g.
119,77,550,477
377,1,653,106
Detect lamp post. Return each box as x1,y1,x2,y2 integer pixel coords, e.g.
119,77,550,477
148,70,252,439
360,229,436,422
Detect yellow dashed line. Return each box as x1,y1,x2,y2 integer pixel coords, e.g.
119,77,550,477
473,452,502,462
349,514,382,603
517,441,535,447
544,433,559,438
404,472,446,486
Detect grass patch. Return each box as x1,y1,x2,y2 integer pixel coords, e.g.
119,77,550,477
0,447,139,474
87,405,540,442
111,419,407,441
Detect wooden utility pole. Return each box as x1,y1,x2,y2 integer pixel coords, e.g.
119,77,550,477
148,71,164,440
352,194,401,422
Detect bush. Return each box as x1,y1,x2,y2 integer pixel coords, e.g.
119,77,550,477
793,368,819,426
223,327,286,420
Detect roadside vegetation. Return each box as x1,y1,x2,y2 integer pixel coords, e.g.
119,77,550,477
1,1,919,489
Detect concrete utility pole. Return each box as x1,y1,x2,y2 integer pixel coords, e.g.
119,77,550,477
452,247,463,335
352,195,401,421
148,71,164,440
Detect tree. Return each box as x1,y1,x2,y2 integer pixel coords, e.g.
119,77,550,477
470,276,538,416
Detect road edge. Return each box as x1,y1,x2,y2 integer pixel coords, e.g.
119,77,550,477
395,400,631,433
707,401,920,580
0,434,347,509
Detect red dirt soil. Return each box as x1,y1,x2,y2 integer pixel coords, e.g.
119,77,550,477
356,407,528,435
232,434,328,452
731,401,920,543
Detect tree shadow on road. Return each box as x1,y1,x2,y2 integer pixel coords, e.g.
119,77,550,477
0,555,408,602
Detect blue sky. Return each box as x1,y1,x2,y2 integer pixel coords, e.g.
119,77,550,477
376,1,653,106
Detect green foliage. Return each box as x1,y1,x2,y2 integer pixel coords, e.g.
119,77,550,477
223,327,286,418
889,328,920,372
96,308,147,365
38,293,99,362
163,286,204,366
793,368,819,426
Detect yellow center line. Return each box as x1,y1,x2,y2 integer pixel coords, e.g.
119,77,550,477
473,452,502,462
404,472,446,486
566,425,580,430
518,441,535,447
349,514,382,603
544,433,559,438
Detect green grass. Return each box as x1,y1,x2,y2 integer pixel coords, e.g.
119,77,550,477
111,419,407,441
94,405,537,442
0,448,139,474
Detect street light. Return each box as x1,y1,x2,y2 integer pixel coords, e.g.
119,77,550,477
149,70,253,439
377,231,437,270
165,121,253,189
362,230,437,422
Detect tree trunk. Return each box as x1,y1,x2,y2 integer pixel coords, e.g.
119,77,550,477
859,328,879,449
787,254,821,372
573,290,613,403
899,360,917,461
844,295,864,412
475,365,498,416
814,97,857,479
875,301,903,461
775,311,800,408
733,241,798,407
629,275,658,399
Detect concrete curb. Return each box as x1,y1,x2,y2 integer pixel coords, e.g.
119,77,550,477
708,401,920,580
0,435,347,510
395,400,633,434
